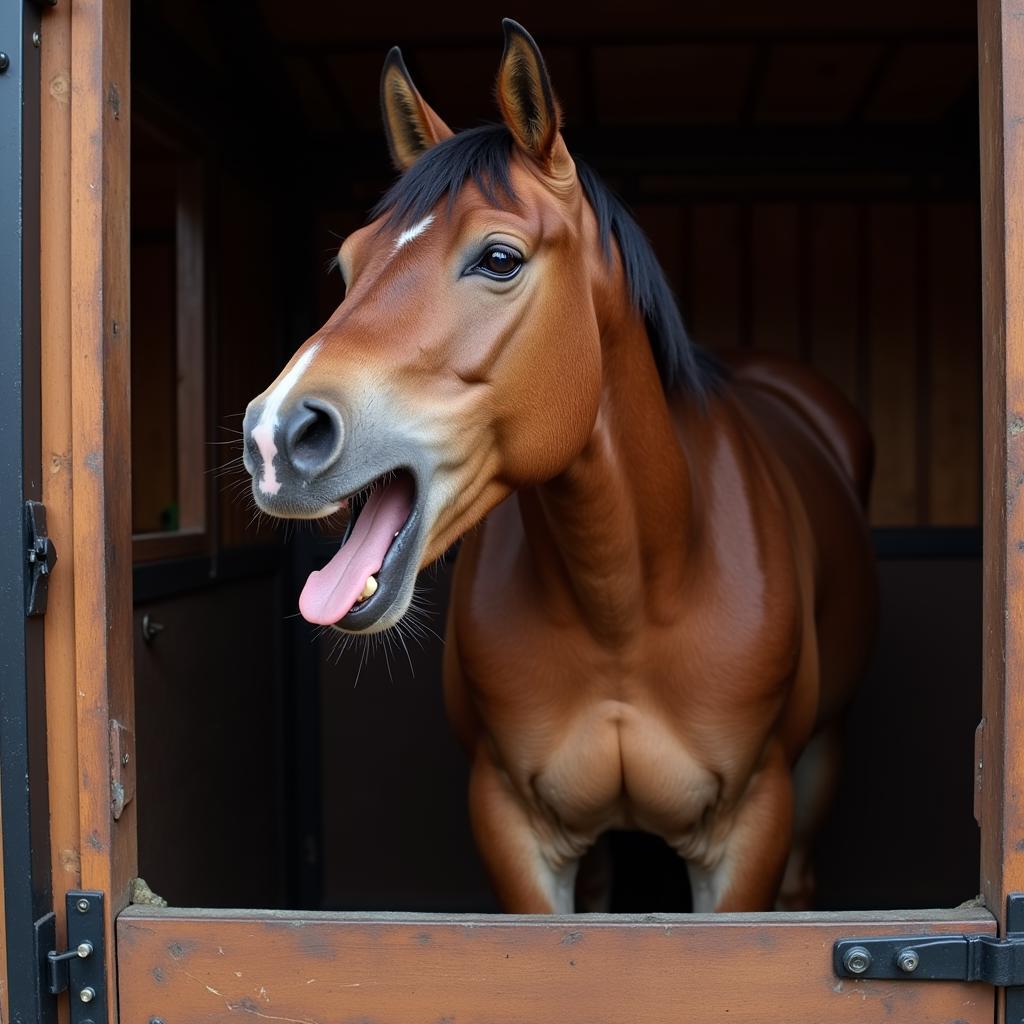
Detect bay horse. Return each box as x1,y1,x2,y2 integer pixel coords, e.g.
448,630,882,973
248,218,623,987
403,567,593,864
242,20,877,913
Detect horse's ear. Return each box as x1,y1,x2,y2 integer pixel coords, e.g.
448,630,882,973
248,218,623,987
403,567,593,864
380,47,454,172
496,20,563,168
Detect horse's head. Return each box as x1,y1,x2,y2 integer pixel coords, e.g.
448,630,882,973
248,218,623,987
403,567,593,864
243,20,697,633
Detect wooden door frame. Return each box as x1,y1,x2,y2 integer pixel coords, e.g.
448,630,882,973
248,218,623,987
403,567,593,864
30,0,1024,1021
978,0,1024,933
37,0,138,1015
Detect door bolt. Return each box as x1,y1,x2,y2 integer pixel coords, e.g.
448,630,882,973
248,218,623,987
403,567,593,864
896,948,920,973
842,946,872,975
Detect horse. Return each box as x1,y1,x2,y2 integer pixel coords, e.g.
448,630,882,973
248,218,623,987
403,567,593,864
242,20,877,914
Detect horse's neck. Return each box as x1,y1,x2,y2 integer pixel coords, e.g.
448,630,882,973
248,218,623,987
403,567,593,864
520,316,696,642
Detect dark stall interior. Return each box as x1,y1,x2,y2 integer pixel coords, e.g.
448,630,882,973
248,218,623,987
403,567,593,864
129,0,982,913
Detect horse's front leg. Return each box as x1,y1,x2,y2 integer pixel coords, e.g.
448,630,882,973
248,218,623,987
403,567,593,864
685,741,795,912
468,750,579,913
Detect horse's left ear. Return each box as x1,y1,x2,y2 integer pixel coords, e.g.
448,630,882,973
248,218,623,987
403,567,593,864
496,20,566,171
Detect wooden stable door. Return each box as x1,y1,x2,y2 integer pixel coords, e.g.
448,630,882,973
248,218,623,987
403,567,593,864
23,0,1024,1021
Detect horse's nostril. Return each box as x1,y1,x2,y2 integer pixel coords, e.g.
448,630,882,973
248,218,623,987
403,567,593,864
284,399,343,477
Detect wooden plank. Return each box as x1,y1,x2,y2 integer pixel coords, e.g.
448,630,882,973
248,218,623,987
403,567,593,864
806,203,860,405
119,908,996,1024
69,0,137,1015
40,6,81,1014
689,203,741,351
927,203,980,525
750,203,801,356
867,203,917,525
978,0,1024,940
176,158,207,534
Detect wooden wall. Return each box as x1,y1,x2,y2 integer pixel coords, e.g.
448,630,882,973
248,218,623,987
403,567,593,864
634,199,981,526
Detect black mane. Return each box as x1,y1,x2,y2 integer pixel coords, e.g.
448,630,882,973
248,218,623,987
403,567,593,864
372,124,715,397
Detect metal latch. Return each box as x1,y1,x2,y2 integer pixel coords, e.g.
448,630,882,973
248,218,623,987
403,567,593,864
25,500,56,616
43,891,107,1024
835,895,1024,1013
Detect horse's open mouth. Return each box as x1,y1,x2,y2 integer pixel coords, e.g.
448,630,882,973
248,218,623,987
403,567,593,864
298,468,420,630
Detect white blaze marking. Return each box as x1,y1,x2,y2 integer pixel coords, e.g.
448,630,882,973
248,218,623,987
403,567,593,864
252,343,320,495
392,214,435,253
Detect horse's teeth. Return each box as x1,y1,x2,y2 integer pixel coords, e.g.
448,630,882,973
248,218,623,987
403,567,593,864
358,575,378,602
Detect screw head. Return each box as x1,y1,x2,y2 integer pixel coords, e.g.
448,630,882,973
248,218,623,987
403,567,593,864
32,31,40,48
0,53,10,74
896,947,920,973
79,987,96,1003
75,897,91,913
76,941,93,958
843,946,873,975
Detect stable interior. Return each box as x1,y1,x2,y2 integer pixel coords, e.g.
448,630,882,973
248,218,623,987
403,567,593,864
129,0,982,913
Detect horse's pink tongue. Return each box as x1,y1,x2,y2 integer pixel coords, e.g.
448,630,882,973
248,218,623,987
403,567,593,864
298,475,413,626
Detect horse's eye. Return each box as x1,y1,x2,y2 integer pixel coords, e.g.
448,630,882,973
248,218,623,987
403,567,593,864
475,245,523,280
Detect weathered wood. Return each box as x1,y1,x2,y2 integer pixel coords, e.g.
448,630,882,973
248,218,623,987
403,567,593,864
69,0,137,1016
978,0,1024,935
119,908,996,1024
40,9,81,1004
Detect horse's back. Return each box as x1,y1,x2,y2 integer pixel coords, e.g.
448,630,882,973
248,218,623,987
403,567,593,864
723,351,873,508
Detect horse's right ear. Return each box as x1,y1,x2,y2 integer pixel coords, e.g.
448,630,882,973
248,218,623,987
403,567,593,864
380,48,454,172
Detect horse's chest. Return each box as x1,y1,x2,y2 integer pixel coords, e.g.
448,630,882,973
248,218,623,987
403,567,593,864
451,592,722,836
529,700,722,839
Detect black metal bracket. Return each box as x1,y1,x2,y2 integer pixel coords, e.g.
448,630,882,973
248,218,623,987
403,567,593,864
25,500,56,616
38,891,107,1024
835,895,1024,1014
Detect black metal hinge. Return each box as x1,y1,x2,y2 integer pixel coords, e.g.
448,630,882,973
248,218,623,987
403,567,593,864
34,891,107,1024
25,499,56,616
835,895,1024,1015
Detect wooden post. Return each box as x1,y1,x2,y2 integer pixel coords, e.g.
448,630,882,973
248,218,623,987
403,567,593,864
68,0,137,1015
41,12,81,1015
978,0,1024,934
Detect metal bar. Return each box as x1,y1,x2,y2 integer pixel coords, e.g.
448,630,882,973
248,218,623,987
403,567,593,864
0,2,53,1024
834,896,1024,991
